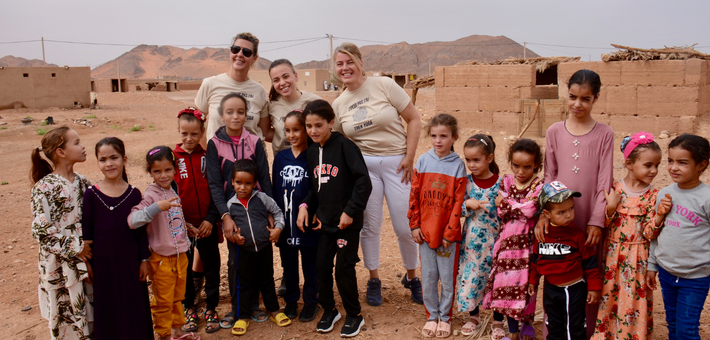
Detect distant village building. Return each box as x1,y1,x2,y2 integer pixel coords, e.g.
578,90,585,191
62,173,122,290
0,66,91,109
250,69,331,93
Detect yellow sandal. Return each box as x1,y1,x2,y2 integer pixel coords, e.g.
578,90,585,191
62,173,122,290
269,312,292,327
231,319,249,336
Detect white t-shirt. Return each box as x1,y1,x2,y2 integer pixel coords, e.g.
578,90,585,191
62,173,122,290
268,91,322,154
195,73,269,140
332,77,410,156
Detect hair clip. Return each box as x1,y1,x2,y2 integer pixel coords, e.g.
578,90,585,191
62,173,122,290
149,148,161,156
171,152,175,161
620,136,632,153
622,131,655,160
37,146,43,151
177,107,206,122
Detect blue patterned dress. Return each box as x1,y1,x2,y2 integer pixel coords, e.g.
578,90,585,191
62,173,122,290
456,174,501,312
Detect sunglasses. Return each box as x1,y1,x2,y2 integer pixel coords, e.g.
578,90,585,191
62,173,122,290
230,45,254,58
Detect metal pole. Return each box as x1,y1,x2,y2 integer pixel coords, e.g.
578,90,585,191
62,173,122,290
41,37,46,65
523,41,526,59
116,57,121,92
329,34,334,71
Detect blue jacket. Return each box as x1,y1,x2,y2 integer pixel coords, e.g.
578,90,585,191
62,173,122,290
272,148,318,248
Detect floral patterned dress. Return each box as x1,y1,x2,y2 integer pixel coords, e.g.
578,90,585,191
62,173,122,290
31,173,94,340
482,175,542,323
456,174,501,312
592,180,660,340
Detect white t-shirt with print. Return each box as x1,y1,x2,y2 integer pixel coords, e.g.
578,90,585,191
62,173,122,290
269,91,322,154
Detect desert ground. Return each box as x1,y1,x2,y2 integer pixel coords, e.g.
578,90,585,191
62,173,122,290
1,88,709,339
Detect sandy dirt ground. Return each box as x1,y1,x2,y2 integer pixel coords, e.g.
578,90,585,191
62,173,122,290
1,88,709,339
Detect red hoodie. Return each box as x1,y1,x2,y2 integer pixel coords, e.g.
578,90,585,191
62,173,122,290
174,144,218,227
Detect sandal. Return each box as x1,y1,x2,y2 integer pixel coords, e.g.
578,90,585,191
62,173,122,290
170,332,200,340
520,323,535,340
219,311,236,329
435,321,451,338
251,309,268,323
204,310,220,333
231,319,249,336
421,321,438,338
269,312,292,327
491,321,507,340
461,315,481,336
183,308,198,332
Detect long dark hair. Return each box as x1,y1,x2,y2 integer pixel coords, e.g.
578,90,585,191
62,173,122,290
284,110,313,147
145,146,177,172
568,69,602,97
95,137,129,183
669,134,710,173
463,134,499,175
268,59,297,102
30,126,70,184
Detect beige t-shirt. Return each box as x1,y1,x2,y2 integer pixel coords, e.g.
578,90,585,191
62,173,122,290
332,77,410,156
269,91,322,154
195,73,269,141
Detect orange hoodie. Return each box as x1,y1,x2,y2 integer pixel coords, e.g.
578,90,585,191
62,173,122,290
408,149,467,249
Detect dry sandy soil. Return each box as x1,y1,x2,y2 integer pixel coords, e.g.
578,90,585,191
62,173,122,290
1,88,709,339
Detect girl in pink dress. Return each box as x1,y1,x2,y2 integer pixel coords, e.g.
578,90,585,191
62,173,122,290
535,69,614,338
482,139,543,340
592,132,663,340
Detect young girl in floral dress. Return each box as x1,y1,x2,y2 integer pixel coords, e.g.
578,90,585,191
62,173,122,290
592,132,663,339
30,126,94,340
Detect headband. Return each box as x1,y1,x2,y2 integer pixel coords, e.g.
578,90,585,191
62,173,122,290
622,131,654,160
177,107,206,122
149,148,161,156
468,137,488,146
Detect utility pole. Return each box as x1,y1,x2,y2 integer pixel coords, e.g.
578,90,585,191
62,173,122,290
41,37,46,65
328,34,334,71
116,56,122,93
523,41,526,59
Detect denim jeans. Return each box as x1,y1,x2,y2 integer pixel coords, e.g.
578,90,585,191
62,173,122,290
658,266,710,340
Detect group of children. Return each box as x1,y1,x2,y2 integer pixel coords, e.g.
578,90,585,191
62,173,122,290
29,68,710,340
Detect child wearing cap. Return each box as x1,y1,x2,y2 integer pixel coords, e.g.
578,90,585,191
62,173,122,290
528,181,602,340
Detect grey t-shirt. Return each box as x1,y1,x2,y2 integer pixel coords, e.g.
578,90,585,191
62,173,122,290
649,182,710,279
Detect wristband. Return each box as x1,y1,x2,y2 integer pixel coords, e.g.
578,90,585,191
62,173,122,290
299,203,308,209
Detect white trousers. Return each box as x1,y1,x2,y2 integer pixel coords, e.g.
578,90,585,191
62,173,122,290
361,154,419,271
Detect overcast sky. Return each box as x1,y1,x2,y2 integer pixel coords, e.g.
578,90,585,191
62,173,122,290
2,0,709,69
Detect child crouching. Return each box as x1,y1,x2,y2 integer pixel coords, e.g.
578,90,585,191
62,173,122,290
228,159,290,335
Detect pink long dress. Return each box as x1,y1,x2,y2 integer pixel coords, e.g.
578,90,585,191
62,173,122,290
543,121,614,338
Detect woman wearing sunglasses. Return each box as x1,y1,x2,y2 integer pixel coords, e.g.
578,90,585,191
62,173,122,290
330,43,423,307
196,32,271,141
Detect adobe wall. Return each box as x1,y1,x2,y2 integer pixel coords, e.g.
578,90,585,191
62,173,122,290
0,67,91,109
558,60,709,134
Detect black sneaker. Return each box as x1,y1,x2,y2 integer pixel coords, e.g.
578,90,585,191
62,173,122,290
340,314,365,337
366,278,382,306
284,301,298,319
277,278,287,297
316,308,341,333
401,275,424,305
299,304,320,322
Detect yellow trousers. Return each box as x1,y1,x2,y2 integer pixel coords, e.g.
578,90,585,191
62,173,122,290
148,252,188,337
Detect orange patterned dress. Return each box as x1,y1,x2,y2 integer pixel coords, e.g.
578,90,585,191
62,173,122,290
592,180,662,340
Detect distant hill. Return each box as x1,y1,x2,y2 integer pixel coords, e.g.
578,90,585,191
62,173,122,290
0,55,58,67
296,35,538,75
90,45,272,80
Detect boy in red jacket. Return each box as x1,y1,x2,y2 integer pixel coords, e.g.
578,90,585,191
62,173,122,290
528,181,601,340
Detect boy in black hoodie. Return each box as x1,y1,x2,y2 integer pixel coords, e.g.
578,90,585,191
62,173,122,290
297,100,372,338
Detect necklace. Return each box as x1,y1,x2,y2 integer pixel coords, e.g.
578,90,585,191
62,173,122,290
91,185,134,211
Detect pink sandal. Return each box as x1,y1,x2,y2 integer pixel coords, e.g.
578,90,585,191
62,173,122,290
491,322,506,340
461,315,481,336
436,321,451,338
422,321,438,338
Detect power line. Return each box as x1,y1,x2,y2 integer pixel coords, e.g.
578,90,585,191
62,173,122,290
260,37,327,53
0,39,42,45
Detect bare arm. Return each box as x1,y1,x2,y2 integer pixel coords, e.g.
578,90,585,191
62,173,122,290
398,102,421,184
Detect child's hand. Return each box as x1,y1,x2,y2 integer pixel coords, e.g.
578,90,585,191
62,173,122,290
442,239,452,248
196,221,213,239
604,188,621,210
534,215,549,243
268,226,282,243
586,290,600,304
268,214,276,230
411,229,425,244
337,212,353,230
296,206,308,233
157,196,181,211
527,284,537,296
646,270,658,290
223,216,238,243
139,261,150,281
465,199,490,212
186,223,199,238
85,262,94,284
495,192,504,207
657,194,673,216
234,228,245,245
77,240,93,262
311,215,322,231
585,225,603,246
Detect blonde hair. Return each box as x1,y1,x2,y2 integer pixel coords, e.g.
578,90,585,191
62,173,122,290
333,43,365,76
231,32,260,56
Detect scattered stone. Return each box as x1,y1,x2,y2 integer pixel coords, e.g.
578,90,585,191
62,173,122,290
7,246,12,250
72,118,94,127
21,306,31,312
0,122,6,126
453,329,460,336
659,130,670,139
11,239,17,243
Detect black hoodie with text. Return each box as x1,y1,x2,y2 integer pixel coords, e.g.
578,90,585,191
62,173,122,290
301,131,372,234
